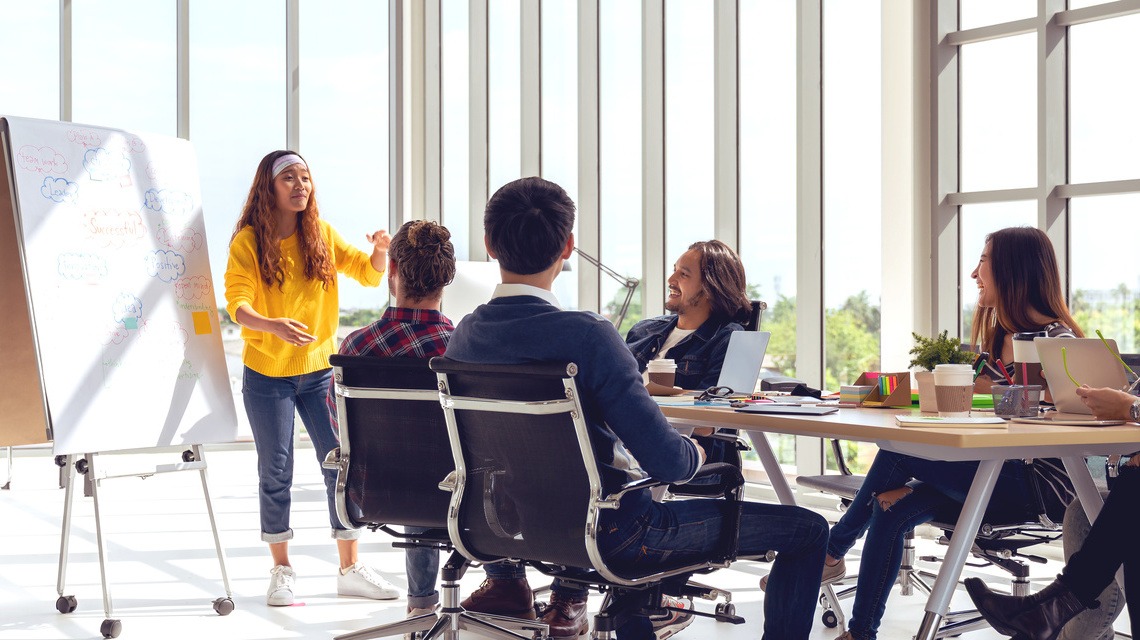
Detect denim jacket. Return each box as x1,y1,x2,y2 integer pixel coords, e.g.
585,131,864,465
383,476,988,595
625,314,743,390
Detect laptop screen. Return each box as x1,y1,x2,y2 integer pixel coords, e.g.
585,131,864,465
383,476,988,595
716,331,771,395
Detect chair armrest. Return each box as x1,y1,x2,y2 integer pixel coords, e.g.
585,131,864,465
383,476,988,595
322,448,342,471
703,431,752,452
598,476,666,509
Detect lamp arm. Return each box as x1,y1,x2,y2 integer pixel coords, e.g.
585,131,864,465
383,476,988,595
573,248,640,328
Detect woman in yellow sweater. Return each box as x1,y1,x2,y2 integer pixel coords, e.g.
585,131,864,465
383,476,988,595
224,150,393,607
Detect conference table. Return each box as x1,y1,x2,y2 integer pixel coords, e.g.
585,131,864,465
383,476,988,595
660,403,1140,640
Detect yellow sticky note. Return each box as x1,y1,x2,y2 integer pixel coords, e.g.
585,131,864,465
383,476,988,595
192,311,212,335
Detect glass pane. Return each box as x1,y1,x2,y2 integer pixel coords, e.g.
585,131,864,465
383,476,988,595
190,0,285,334
541,0,578,311
72,0,175,135
740,0,797,468
488,0,521,192
824,0,881,395
740,0,796,359
442,0,471,260
1070,195,1140,354
1070,15,1140,184
300,1,388,318
0,3,59,119
960,0,1036,30
960,34,1036,192
959,202,1037,341
664,0,713,277
599,1,643,333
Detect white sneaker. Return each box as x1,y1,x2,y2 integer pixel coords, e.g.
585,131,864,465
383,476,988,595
337,562,400,600
404,604,440,640
267,565,295,606
650,595,694,639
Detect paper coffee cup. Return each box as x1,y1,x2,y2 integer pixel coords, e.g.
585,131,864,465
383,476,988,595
1011,332,1045,364
647,359,677,388
933,364,974,417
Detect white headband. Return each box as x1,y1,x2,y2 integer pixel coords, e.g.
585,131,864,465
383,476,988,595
271,154,307,178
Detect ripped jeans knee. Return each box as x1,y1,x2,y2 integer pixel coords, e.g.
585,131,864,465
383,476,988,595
873,486,913,512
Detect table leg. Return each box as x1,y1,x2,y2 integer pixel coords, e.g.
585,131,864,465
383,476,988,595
914,458,1003,640
1062,456,1125,593
744,429,796,505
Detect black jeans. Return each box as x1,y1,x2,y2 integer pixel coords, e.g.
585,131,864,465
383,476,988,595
1060,466,1140,636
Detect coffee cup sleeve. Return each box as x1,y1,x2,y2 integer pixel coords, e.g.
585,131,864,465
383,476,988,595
646,381,685,396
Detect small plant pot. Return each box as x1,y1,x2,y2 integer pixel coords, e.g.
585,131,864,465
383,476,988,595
915,370,938,413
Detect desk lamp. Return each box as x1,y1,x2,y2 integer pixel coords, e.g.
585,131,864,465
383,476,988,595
568,248,640,329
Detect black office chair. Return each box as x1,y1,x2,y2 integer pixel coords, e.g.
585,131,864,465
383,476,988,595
430,358,748,639
739,300,768,332
322,355,546,640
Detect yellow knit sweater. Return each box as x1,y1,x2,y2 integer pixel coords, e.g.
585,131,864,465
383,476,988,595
224,220,383,377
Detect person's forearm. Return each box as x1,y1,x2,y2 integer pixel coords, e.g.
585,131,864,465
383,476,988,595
234,304,270,332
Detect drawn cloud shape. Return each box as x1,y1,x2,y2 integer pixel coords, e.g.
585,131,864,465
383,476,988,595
143,188,194,218
175,275,213,301
40,177,78,204
104,324,131,346
145,249,187,283
57,253,108,281
83,147,131,182
85,209,146,248
67,128,102,148
140,319,188,347
156,223,204,253
17,146,68,174
111,292,142,325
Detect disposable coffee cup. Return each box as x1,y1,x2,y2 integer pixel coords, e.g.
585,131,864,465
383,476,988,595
647,359,677,388
1012,331,1046,386
933,363,974,417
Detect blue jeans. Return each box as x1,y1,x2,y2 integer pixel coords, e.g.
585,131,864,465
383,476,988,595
242,366,360,542
405,526,442,609
827,451,1037,640
587,497,828,640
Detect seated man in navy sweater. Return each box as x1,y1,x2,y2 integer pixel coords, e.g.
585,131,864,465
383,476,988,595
444,176,828,640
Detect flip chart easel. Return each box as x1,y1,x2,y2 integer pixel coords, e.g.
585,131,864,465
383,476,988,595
0,116,239,638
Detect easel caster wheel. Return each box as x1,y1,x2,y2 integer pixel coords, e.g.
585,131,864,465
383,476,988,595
213,597,234,615
715,602,735,617
182,450,197,462
821,609,839,628
74,459,89,475
55,595,77,613
100,618,122,638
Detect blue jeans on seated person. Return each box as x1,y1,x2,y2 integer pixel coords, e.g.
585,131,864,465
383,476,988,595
582,496,827,640
242,366,361,542
404,526,442,609
827,450,1039,640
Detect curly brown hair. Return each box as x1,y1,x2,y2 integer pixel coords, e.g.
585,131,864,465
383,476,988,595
231,150,335,289
389,220,456,302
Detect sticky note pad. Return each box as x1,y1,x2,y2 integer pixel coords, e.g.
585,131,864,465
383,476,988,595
123,317,138,330
192,311,212,335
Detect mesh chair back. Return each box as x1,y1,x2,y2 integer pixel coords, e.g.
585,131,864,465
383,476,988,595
330,354,452,530
430,358,598,572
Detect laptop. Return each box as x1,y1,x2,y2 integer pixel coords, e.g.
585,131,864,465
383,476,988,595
715,331,771,395
1025,337,1130,425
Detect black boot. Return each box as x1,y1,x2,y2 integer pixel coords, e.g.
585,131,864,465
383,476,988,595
964,577,1089,640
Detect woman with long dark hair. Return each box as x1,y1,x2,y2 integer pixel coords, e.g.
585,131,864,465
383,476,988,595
224,150,395,607
822,227,1080,640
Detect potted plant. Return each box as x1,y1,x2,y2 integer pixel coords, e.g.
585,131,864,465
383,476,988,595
909,330,977,412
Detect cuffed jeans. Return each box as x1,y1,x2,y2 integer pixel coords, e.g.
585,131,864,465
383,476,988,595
827,451,1038,640
242,366,360,542
404,526,442,609
588,497,828,640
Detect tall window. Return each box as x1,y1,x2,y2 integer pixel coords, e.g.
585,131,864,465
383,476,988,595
541,0,579,310
0,3,60,119
441,0,471,260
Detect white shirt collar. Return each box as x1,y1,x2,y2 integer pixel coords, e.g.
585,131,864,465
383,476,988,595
491,283,562,309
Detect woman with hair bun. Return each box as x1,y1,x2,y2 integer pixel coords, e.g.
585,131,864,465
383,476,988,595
224,150,395,607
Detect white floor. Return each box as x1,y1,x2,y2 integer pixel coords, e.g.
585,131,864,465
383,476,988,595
0,443,1117,640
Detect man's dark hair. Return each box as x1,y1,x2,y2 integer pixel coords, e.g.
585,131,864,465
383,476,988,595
484,177,576,275
687,240,751,323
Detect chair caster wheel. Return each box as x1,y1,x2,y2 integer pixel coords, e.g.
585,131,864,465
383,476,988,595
715,602,735,617
100,618,122,638
213,597,234,615
822,609,839,628
55,595,77,613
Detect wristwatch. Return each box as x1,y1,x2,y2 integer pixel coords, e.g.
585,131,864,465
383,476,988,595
1130,398,1140,423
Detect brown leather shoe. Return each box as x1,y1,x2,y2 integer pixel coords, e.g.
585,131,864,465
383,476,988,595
461,578,537,620
540,591,590,637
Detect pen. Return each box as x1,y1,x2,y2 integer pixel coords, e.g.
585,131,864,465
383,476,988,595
972,358,985,381
994,359,1016,386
